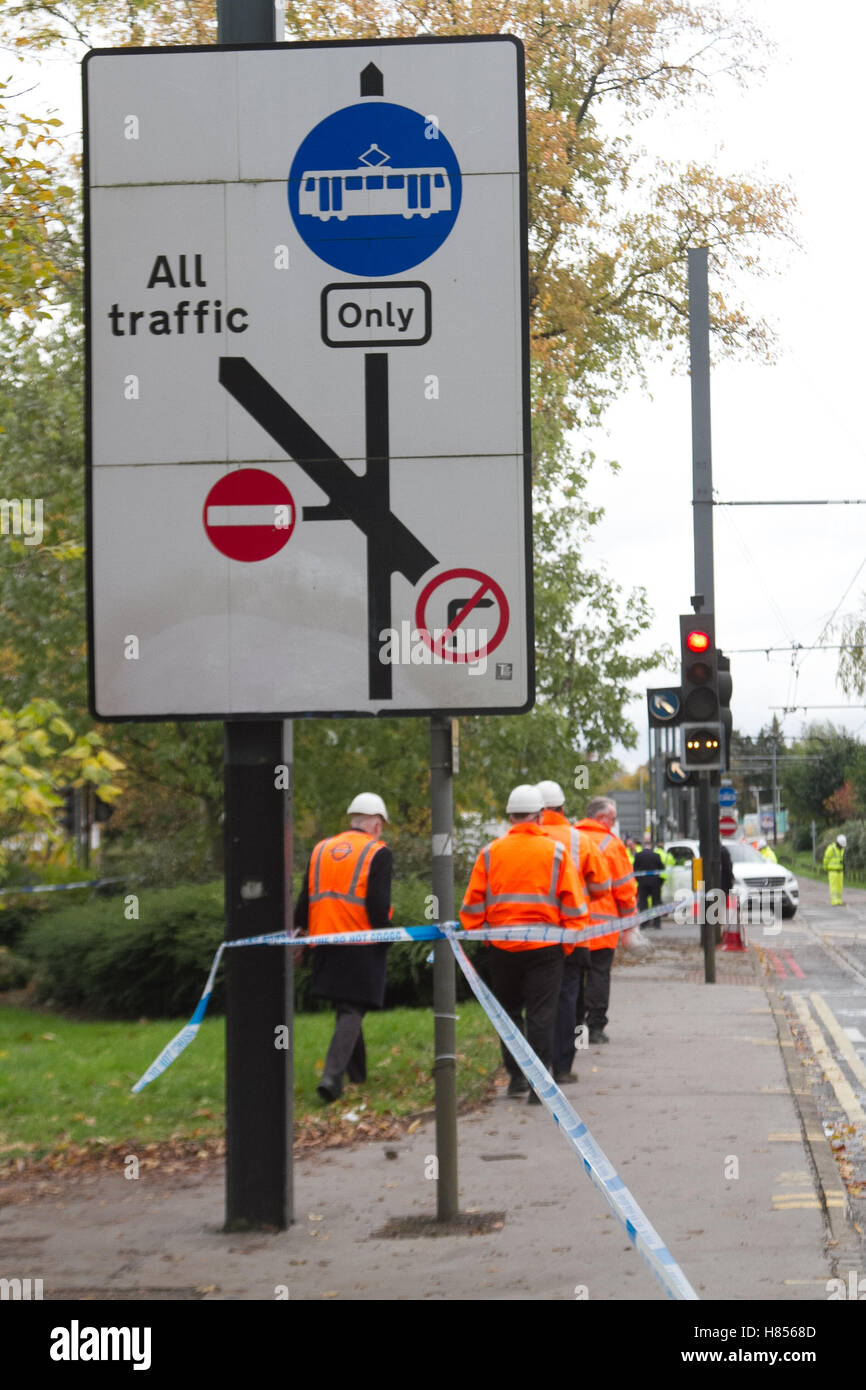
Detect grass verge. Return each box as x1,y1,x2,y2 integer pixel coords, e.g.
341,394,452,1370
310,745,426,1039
0,1002,502,1168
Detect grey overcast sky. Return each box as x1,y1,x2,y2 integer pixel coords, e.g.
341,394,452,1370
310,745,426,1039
13,2,866,767
581,0,866,768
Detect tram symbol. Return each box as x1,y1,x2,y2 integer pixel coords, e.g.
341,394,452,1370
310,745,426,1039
289,100,462,277
298,142,453,223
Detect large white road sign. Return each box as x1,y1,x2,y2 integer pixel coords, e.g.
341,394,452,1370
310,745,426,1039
84,37,532,718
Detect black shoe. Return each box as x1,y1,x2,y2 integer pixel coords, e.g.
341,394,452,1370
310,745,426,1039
527,1090,542,1105
553,1070,577,1084
588,1029,609,1044
317,1076,341,1103
507,1077,530,1097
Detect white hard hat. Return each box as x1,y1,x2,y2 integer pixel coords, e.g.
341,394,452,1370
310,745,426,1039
346,793,389,822
536,779,566,808
506,783,544,815
837,833,847,847
757,838,768,849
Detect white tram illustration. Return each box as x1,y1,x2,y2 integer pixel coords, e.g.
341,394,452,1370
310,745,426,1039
298,143,453,222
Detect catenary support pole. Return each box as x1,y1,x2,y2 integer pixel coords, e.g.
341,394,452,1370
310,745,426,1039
219,0,292,1232
430,715,459,1220
689,247,720,977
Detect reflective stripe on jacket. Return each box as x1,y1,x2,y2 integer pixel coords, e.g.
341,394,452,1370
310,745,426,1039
574,818,638,950
308,830,388,936
540,809,610,954
459,821,587,951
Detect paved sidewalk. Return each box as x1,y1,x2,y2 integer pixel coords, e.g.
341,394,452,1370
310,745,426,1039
0,933,845,1300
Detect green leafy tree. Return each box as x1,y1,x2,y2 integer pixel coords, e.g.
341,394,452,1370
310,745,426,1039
779,724,865,828
0,696,122,869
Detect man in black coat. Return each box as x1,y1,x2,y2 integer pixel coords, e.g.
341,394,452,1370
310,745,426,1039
633,841,664,927
295,793,393,1103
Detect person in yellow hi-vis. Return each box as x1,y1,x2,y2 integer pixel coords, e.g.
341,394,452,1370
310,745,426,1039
822,833,847,906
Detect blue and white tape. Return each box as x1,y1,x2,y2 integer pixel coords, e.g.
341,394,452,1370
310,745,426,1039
131,943,225,1093
0,877,123,897
129,909,697,1300
442,924,698,1301
130,904,669,1092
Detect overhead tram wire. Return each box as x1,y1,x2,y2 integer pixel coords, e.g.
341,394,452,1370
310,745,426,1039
727,643,866,654
715,493,866,708
714,497,799,650
715,498,866,506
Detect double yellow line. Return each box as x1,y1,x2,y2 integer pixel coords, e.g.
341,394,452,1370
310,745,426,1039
790,991,866,1126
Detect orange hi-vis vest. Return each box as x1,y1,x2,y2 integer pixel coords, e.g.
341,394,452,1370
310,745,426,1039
459,821,587,951
308,830,389,936
540,809,611,954
574,818,638,951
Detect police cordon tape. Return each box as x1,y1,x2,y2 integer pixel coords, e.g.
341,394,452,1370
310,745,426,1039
441,924,698,1301
0,878,124,896
131,900,697,1301
131,905,672,1093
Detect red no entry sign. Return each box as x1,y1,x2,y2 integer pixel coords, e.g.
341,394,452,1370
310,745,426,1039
719,815,738,838
203,468,296,561
414,567,509,662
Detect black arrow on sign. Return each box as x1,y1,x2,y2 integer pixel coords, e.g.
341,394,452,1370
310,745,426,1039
219,355,438,701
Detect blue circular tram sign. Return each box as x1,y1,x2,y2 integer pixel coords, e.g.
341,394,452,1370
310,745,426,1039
288,102,462,277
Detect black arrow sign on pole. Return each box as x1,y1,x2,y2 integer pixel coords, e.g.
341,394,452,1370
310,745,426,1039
219,356,438,700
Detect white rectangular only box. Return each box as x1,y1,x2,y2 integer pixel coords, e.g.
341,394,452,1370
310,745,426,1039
84,36,533,719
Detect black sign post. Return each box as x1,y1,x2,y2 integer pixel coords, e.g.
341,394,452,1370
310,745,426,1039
218,0,293,1233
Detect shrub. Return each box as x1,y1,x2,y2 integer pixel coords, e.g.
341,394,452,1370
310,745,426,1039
21,882,227,1019
0,945,31,990
21,871,484,1020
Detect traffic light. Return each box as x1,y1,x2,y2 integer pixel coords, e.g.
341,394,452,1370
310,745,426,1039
681,723,724,770
59,786,76,836
717,651,733,770
679,613,726,771
679,613,719,722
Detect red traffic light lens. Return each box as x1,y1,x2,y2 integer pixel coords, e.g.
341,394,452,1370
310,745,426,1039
686,630,710,654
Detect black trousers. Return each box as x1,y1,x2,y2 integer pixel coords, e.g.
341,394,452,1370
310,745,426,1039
321,1003,367,1090
637,879,662,913
553,949,583,1074
489,945,564,1079
554,946,615,1069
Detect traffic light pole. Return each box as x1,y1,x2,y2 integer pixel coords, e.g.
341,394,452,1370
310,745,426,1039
689,248,720,980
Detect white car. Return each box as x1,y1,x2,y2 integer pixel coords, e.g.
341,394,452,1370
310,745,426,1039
663,839,799,919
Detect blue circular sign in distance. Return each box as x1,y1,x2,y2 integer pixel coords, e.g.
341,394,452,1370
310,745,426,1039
650,690,680,721
666,758,689,784
719,787,737,806
288,102,462,277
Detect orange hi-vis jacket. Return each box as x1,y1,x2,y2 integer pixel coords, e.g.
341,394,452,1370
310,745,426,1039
540,809,611,954
308,830,390,936
459,821,588,951
573,818,638,951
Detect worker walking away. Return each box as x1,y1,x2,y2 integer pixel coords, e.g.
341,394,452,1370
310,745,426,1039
757,838,778,863
295,793,392,1103
536,779,610,1082
823,833,847,907
633,839,664,928
572,797,638,1044
460,784,587,1102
